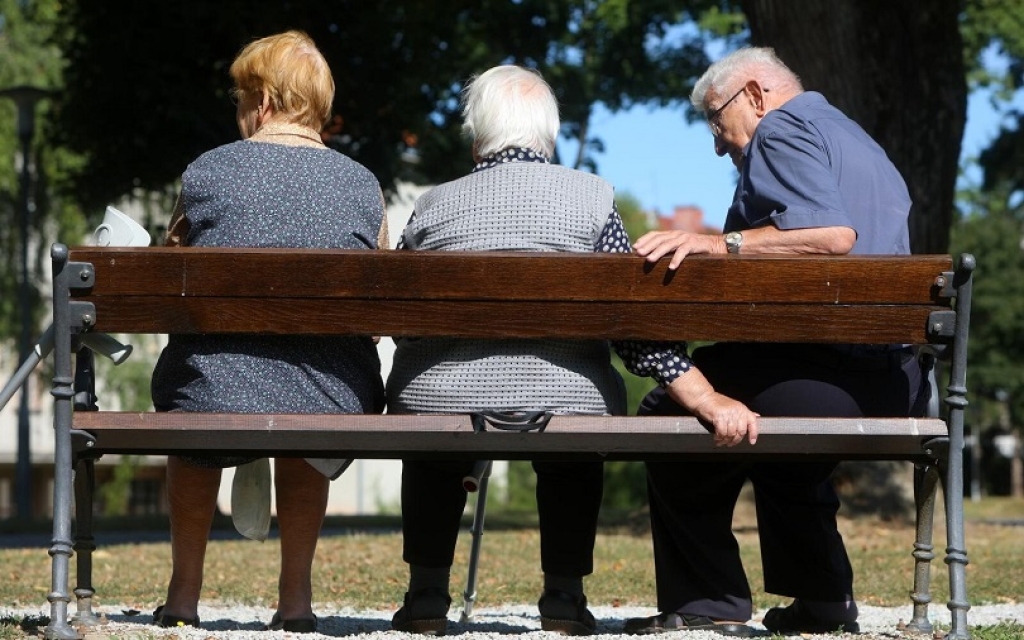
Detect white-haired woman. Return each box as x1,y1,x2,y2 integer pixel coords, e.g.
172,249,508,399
386,65,755,636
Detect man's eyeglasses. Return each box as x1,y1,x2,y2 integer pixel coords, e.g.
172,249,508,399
705,87,745,137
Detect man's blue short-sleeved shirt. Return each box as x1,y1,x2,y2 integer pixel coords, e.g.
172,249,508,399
725,91,911,255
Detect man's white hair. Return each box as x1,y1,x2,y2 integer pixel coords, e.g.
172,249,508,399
691,47,803,110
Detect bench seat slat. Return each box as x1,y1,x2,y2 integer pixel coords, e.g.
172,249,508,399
73,413,948,461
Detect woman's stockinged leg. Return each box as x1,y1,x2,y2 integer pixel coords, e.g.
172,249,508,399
273,457,329,621
164,456,223,620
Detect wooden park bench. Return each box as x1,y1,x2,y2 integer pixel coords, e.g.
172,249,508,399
42,244,974,639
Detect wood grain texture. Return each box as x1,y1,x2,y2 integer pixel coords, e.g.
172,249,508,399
72,412,948,460
67,248,953,343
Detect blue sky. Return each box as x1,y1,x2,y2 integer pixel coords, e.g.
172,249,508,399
560,88,1023,231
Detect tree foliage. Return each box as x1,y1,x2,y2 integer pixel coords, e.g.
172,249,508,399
954,0,1024,436
0,0,86,343
6,1,1024,485
963,0,1024,201
51,0,719,215
951,186,1024,429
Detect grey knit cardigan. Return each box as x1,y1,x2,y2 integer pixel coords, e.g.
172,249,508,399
386,161,627,416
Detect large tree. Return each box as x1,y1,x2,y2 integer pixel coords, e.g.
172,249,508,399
741,0,967,255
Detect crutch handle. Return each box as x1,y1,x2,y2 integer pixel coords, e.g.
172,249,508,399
462,460,492,492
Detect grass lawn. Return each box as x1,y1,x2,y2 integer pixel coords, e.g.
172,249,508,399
0,497,1021,638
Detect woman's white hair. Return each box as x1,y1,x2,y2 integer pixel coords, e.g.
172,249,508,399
461,65,560,158
690,47,803,110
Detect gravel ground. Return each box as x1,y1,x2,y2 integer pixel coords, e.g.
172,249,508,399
6,602,1019,639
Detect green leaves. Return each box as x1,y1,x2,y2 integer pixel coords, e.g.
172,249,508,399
52,1,715,207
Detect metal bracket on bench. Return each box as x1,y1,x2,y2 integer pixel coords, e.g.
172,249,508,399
66,261,95,291
69,301,97,334
935,270,956,299
926,310,957,341
470,411,553,433
66,261,97,340
71,429,99,461
921,437,949,463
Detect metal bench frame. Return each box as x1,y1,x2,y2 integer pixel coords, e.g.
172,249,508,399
42,245,975,639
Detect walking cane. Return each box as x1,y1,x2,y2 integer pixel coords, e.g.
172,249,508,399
460,460,492,622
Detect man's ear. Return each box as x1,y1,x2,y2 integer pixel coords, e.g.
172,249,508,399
747,80,769,117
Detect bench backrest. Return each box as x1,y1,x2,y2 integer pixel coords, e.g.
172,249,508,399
60,247,958,345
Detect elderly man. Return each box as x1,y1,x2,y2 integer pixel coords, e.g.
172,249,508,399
624,47,928,636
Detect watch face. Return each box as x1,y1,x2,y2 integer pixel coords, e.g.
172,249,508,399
726,232,742,253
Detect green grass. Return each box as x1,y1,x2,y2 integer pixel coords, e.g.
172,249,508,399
964,495,1024,521
0,499,1021,638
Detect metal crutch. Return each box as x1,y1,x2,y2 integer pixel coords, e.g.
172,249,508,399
460,460,492,622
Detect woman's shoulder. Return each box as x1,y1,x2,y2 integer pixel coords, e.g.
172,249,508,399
187,140,249,167
319,147,380,182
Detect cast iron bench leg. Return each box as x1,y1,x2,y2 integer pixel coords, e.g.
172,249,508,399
45,245,80,640
71,457,102,626
906,462,939,634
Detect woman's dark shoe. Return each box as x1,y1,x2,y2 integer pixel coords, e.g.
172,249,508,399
622,611,751,636
391,587,451,635
264,612,318,633
537,588,597,636
762,601,859,635
152,604,200,629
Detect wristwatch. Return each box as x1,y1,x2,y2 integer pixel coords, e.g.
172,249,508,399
725,231,743,254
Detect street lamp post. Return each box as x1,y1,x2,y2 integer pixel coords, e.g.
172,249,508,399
1,85,52,521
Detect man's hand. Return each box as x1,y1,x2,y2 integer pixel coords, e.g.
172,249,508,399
633,230,723,270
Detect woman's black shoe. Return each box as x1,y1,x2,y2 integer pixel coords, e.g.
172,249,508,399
152,605,200,629
264,612,318,633
538,588,597,636
391,587,451,635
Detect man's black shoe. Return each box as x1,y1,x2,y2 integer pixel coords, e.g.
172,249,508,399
622,612,751,636
762,601,859,635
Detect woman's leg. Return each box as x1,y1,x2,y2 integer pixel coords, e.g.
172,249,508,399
273,457,329,621
162,455,222,620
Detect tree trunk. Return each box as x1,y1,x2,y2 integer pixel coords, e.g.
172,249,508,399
741,0,967,254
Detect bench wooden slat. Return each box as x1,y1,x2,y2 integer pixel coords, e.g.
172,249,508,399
73,413,948,461
68,248,951,304
78,297,941,343
68,248,952,343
